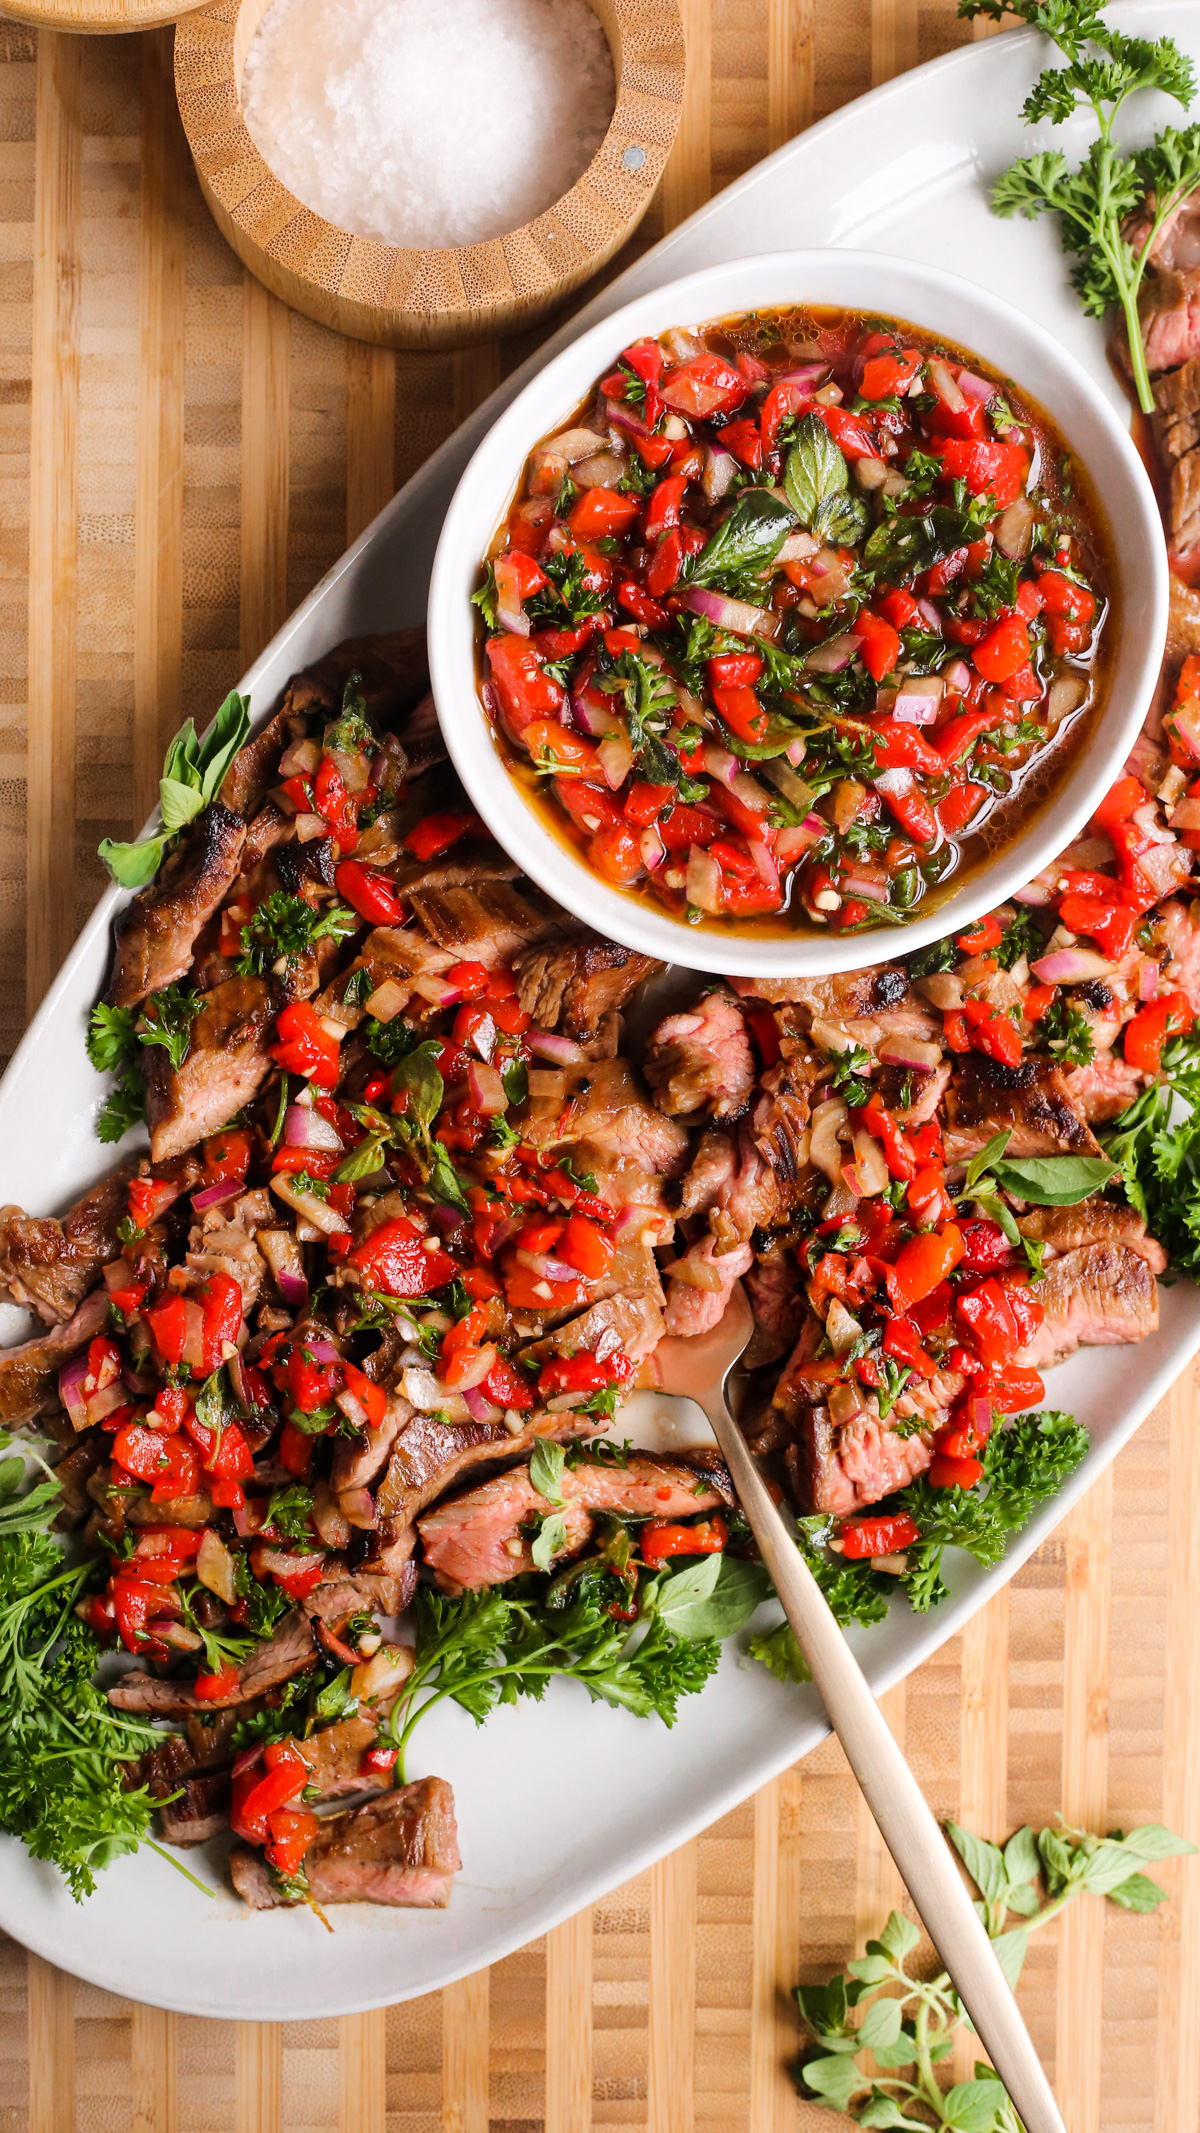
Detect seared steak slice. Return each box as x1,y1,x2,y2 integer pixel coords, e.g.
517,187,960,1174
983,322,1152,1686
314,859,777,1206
785,1403,934,1517
663,1235,753,1337
142,977,273,1164
1138,266,1200,377
522,1058,690,1176
744,1253,802,1369
331,1395,414,1494
524,1290,665,1364
1060,1054,1145,1124
1017,1199,1167,1274
0,1287,109,1428
645,991,755,1118
515,935,659,1045
418,1451,733,1592
407,879,560,964
229,1776,460,1909
942,1053,1099,1164
159,1770,232,1848
107,1608,316,1716
1153,358,1200,552
0,1168,130,1324
1169,575,1200,668
374,1407,606,1529
52,1433,107,1527
1015,1244,1158,1368
219,709,293,817
108,803,247,1010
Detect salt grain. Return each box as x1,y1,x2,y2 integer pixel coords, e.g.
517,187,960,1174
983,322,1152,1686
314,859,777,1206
241,0,616,250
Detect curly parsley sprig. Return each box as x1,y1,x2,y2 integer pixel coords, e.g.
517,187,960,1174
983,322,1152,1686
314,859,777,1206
962,0,1200,413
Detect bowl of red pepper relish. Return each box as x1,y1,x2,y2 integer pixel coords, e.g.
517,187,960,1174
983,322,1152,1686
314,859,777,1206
429,251,1166,977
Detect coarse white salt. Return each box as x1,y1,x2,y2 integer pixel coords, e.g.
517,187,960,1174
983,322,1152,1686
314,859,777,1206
241,0,616,250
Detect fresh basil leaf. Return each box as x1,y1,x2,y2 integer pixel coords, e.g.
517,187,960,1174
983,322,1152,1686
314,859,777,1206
391,1043,444,1131
98,692,252,888
529,1439,567,1507
502,1059,528,1109
688,490,795,594
962,1129,1012,1195
97,833,171,889
655,1553,770,1641
812,488,869,547
784,414,848,527
333,1130,393,1183
531,1510,569,1573
429,1146,470,1216
991,1154,1118,1205
198,690,254,804
864,505,973,587
158,776,205,836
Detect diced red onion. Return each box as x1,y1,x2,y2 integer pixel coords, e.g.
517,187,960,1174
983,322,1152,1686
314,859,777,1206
686,844,723,914
777,529,820,565
468,1059,508,1113
747,841,780,892
597,736,634,790
122,1362,155,1396
284,1103,343,1154
462,1386,504,1425
878,1034,944,1070
278,737,321,779
928,358,966,412
428,1202,467,1234
270,1174,350,1236
943,658,971,695
702,447,737,503
842,868,888,902
542,1258,582,1284
191,1180,241,1213
231,1497,269,1540
785,738,805,767
956,370,994,405
1013,876,1055,907
605,396,652,439
465,1010,496,1062
226,1349,254,1415
336,1387,369,1430
730,772,772,815
893,678,943,726
1171,795,1200,831
804,631,861,674
58,1353,89,1429
301,1336,338,1363
914,597,942,632
527,1028,587,1065
774,818,824,864
681,586,780,643
86,1380,127,1426
641,826,665,870
1139,958,1160,1002
774,363,829,390
571,691,620,739
702,743,741,789
1030,947,1116,983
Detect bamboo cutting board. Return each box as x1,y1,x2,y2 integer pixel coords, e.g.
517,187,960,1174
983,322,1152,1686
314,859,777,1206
0,6,1197,2129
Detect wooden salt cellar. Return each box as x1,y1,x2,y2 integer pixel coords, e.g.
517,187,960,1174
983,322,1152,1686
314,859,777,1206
174,0,687,349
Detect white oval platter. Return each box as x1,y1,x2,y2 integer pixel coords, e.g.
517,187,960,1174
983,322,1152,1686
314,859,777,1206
0,0,1194,2021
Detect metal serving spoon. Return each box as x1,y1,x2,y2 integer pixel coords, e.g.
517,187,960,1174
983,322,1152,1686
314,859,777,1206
654,1282,1065,2133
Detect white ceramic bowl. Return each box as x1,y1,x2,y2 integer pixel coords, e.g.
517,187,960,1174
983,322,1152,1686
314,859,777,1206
427,249,1167,977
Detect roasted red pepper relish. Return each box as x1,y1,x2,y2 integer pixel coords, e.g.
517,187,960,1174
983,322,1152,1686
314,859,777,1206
473,306,1115,937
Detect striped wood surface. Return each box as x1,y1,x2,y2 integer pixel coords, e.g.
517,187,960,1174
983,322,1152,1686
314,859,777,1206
0,5,1196,2128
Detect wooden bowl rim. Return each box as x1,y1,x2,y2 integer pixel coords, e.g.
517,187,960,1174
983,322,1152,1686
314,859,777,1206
2,0,211,27
174,0,686,322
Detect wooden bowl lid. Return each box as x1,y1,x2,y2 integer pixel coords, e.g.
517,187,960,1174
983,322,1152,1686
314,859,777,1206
175,0,686,350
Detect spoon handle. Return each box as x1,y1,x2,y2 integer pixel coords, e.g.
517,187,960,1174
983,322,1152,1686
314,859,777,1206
700,1385,1065,2133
